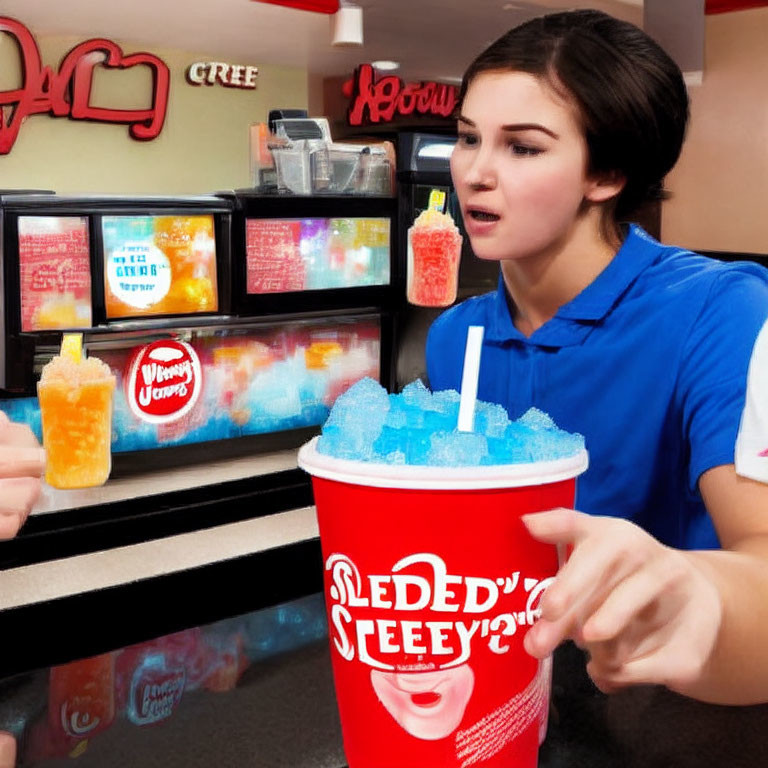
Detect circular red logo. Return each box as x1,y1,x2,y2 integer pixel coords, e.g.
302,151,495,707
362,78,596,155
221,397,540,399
127,340,202,424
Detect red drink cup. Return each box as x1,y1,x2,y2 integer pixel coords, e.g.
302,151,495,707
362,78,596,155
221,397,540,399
407,215,463,307
298,437,588,768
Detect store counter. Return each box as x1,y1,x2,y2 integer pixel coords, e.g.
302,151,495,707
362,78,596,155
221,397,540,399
2,450,768,767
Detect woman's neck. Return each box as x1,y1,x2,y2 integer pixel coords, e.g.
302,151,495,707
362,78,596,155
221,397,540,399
501,216,622,337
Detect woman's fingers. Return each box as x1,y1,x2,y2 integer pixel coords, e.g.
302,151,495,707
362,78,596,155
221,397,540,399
0,416,40,449
523,509,652,657
0,731,15,768
0,444,46,480
0,477,42,539
522,507,589,546
580,548,683,644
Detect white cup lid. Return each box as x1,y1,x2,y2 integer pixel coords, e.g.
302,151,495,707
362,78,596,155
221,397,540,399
297,436,588,491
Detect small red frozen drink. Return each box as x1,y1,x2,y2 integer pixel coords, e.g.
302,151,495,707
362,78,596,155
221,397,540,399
406,209,463,307
298,381,587,768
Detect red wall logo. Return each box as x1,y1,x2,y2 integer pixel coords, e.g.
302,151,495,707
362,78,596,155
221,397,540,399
127,340,202,425
0,16,170,155
346,63,459,127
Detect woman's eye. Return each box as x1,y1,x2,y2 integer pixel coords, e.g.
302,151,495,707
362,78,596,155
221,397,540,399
510,143,542,157
457,132,479,147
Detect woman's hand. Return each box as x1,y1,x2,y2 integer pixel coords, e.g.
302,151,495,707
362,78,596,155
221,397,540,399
0,411,45,540
0,732,15,768
522,508,722,695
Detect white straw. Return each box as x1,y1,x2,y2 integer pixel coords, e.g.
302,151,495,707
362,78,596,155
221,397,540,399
457,325,485,432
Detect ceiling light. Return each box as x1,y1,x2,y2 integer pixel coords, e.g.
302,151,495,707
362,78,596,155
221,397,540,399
331,1,363,47
371,60,400,71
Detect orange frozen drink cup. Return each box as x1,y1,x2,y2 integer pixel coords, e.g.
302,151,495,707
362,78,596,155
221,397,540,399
38,335,116,489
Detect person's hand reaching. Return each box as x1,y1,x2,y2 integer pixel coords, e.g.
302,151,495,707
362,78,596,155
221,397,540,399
0,411,45,539
0,731,16,768
522,508,722,695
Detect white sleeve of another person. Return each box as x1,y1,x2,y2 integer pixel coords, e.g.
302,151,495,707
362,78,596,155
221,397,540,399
736,321,768,482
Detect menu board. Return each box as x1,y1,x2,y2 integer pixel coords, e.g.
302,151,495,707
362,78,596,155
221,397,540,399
103,215,218,319
18,216,92,331
246,217,390,294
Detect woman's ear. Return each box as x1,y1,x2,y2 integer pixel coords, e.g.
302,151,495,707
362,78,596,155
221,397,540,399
585,170,626,204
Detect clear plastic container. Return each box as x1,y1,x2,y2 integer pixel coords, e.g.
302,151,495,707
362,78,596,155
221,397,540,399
327,147,361,193
272,146,312,195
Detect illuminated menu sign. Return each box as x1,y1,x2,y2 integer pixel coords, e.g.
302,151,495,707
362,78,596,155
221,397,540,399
103,215,218,318
246,217,390,294
18,216,93,331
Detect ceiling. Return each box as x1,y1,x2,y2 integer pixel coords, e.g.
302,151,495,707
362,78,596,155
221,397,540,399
0,0,643,83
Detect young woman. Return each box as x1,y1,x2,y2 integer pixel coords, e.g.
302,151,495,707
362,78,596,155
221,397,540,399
427,10,768,706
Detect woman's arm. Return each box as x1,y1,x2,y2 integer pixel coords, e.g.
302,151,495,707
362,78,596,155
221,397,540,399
522,463,768,705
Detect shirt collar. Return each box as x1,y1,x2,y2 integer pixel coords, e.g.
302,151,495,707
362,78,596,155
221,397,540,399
486,225,666,345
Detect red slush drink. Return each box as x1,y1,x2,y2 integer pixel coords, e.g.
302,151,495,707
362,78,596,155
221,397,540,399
407,209,463,307
298,437,587,768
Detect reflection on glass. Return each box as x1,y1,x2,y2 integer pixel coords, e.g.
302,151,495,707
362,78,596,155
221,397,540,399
0,594,328,763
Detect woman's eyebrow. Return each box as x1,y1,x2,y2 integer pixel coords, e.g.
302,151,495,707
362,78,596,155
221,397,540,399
501,123,559,139
456,115,559,140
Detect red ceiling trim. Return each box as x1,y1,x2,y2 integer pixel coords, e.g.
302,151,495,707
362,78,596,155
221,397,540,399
252,0,340,13
705,0,768,14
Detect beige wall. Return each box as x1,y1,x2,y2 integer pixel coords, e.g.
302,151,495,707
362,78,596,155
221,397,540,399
662,8,768,253
0,32,308,195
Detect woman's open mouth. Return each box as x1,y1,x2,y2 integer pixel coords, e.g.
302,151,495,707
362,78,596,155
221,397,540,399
468,209,500,222
409,691,443,708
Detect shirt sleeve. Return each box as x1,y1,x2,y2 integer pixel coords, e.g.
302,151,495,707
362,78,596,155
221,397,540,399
678,267,768,491
735,319,768,482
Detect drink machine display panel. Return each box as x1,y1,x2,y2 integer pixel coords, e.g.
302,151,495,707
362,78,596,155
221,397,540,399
0,314,382,455
0,196,233,394
102,214,219,319
229,193,398,318
18,216,92,332
245,216,390,294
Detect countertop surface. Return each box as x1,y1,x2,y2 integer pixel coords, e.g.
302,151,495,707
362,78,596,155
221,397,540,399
32,449,302,515
2,450,316,610
5,453,768,767
7,641,767,768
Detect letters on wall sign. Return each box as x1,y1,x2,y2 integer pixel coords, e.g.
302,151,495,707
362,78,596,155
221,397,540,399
186,62,259,89
0,16,170,155
346,63,459,126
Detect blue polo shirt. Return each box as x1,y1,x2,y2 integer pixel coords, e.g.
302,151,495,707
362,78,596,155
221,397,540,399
426,225,768,550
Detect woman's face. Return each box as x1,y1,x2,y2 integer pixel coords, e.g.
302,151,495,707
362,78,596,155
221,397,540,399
450,70,598,262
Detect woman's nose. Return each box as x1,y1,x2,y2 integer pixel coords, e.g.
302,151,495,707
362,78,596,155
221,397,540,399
463,149,496,190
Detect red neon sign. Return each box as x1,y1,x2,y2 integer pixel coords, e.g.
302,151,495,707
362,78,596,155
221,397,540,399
252,0,339,12
0,16,170,155
705,0,768,11
346,64,459,127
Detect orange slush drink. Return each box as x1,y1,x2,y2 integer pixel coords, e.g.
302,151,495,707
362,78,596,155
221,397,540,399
406,208,463,307
38,338,116,489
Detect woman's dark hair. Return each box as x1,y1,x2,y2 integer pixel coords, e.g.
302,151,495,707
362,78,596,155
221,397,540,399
459,10,689,222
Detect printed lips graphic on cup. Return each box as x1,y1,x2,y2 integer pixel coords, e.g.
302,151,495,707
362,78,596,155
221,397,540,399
371,665,475,741
127,340,202,424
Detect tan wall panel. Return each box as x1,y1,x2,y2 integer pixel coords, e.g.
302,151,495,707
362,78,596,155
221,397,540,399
0,33,308,195
663,8,768,253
